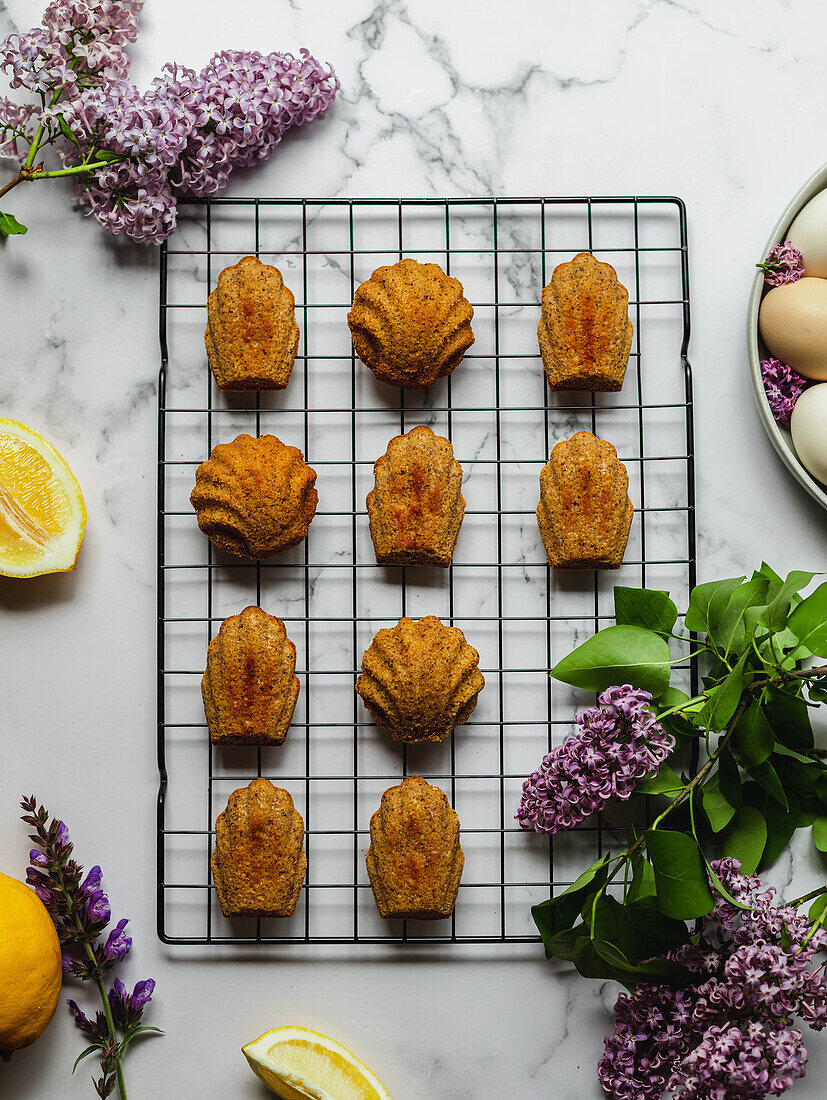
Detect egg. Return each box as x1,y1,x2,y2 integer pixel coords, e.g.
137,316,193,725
788,188,827,278
791,383,827,484
759,277,827,380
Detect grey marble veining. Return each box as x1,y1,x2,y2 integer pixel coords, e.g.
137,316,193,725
2,1,827,1097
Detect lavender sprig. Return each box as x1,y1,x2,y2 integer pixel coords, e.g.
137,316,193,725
21,796,160,1100
0,1,339,242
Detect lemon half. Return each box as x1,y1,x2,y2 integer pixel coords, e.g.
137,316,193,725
242,1026,393,1100
0,418,86,578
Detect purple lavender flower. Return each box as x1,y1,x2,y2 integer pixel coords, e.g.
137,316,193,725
758,241,805,286
108,977,155,1029
516,686,675,834
599,860,827,1100
101,917,131,964
761,357,809,428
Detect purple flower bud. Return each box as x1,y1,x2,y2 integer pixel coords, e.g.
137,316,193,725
56,820,70,846
80,865,103,896
132,979,155,1009
101,918,131,963
29,848,48,865
26,866,52,904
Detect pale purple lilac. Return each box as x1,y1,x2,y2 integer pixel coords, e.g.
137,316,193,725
516,685,674,834
761,357,809,428
0,3,338,243
759,241,805,286
598,860,827,1100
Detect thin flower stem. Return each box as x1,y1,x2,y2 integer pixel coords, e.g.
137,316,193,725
655,693,707,722
30,159,122,178
788,884,827,909
0,171,25,201
22,89,62,169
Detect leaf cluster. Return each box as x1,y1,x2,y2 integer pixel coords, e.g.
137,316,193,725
534,565,827,987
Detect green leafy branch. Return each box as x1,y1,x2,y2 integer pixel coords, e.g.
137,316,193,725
532,565,827,989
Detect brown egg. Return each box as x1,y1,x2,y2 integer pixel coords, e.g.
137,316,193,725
759,278,827,381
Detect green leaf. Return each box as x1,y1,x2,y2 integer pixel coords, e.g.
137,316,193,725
635,763,684,796
734,703,774,767
788,581,827,657
814,816,827,853
614,587,678,635
751,759,789,810
764,687,814,752
645,829,715,919
696,653,749,732
532,856,611,948
761,570,816,633
717,746,743,811
626,857,657,903
752,786,800,868
713,576,771,655
0,210,28,236
701,773,737,833
719,805,767,874
572,935,695,988
57,114,79,146
72,1045,102,1073
685,576,744,636
550,625,671,697
809,893,827,923
93,148,123,163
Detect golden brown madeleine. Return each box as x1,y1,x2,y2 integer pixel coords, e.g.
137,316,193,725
211,778,306,919
347,258,474,388
205,255,300,391
355,616,484,744
190,433,318,559
202,606,299,747
366,776,464,920
367,425,465,567
537,431,633,570
538,252,633,391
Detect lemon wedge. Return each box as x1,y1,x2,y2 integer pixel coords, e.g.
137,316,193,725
0,418,86,578
242,1026,393,1100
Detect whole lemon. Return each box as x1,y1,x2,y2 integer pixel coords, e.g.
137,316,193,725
0,871,62,1056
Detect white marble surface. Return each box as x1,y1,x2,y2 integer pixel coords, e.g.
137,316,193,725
2,1,827,1097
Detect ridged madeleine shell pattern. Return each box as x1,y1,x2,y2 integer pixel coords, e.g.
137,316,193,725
355,616,485,744
366,776,464,920
537,431,633,570
190,433,318,559
538,252,633,391
347,258,474,389
211,778,306,919
367,425,466,567
205,256,300,391
202,606,299,747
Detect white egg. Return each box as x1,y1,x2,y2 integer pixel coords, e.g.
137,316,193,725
788,188,827,278
791,382,827,484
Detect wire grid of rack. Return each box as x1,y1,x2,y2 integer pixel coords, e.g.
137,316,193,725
157,195,696,946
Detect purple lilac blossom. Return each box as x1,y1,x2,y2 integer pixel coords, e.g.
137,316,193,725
759,241,805,286
516,685,674,834
598,860,827,1100
760,357,809,428
0,3,339,243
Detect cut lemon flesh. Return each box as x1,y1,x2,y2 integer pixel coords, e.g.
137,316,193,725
243,1026,392,1100
0,419,86,577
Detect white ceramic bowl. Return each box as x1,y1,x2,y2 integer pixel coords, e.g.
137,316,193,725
747,160,827,512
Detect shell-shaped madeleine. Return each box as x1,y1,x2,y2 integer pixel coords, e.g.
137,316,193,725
355,616,484,744
366,776,464,920
190,433,318,559
347,258,474,389
205,256,300,391
202,606,299,747
212,778,306,919
538,252,633,391
367,425,466,567
537,431,633,570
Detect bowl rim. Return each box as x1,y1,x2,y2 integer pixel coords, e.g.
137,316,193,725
747,160,827,512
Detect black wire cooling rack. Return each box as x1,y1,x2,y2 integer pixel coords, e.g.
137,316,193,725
156,195,696,946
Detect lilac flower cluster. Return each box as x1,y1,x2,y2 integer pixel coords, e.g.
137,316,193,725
758,241,805,286
516,685,674,834
598,859,827,1100
0,1,339,243
21,796,158,1100
761,357,810,428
